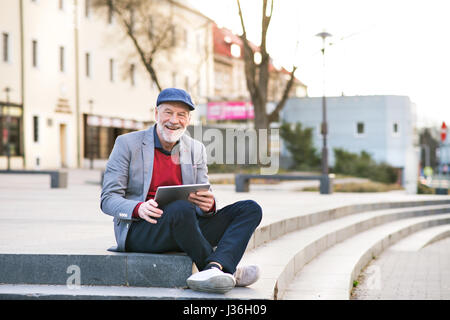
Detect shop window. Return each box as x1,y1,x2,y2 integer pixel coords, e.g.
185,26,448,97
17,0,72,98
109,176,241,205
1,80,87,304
0,107,23,156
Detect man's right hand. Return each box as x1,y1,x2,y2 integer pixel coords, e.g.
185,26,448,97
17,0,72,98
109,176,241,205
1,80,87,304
137,199,163,224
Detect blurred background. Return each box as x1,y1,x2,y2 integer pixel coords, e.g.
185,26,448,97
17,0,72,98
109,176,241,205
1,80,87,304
0,0,449,194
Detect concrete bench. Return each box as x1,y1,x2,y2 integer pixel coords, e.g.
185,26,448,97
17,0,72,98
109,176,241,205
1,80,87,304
0,250,193,288
235,173,334,194
0,170,68,188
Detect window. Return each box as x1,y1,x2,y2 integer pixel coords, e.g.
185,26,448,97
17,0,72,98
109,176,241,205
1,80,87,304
196,33,202,53
2,33,9,63
183,28,188,48
109,58,114,82
172,72,176,87
107,1,114,24
129,8,135,34
254,52,262,64
184,76,189,92
32,40,38,68
130,64,135,86
85,52,91,77
231,44,241,58
356,122,365,136
0,106,23,156
85,0,90,18
392,122,400,137
59,46,65,72
33,116,39,143
171,25,176,47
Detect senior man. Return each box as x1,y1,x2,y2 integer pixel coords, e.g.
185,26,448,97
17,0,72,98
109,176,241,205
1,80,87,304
101,88,262,294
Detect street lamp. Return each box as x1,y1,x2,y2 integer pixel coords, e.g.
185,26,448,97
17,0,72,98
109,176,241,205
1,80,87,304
3,87,11,171
316,31,332,178
316,31,332,194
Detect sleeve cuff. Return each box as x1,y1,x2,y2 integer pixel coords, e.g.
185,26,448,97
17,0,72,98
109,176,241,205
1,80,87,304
132,202,144,219
207,199,216,213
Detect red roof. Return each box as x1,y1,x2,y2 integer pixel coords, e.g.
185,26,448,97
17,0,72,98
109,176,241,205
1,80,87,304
213,24,303,84
213,24,243,58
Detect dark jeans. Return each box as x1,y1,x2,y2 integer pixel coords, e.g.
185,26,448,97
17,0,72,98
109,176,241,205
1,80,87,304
125,199,262,274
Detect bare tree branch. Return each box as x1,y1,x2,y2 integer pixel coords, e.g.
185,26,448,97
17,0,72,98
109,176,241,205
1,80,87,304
268,65,297,123
236,0,299,130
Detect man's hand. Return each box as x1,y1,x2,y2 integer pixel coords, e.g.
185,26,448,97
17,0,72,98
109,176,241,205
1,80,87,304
138,199,163,224
188,190,215,212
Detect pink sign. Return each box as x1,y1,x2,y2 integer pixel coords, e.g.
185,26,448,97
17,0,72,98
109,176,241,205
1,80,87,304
207,101,254,120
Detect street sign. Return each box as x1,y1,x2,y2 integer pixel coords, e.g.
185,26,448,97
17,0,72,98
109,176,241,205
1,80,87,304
441,122,447,142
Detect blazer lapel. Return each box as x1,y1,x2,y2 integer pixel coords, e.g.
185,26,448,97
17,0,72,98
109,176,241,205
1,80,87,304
142,125,155,201
180,135,194,184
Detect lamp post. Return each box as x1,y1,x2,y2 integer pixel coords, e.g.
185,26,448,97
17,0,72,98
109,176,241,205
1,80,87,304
3,87,11,171
316,31,332,193
316,31,332,175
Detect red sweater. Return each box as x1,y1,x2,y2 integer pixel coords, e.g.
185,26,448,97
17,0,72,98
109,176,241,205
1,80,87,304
132,149,182,218
132,148,215,218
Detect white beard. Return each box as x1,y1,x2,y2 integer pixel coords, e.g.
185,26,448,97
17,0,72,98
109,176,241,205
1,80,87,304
157,120,186,143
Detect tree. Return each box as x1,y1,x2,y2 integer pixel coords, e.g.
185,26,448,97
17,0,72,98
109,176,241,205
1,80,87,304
279,122,320,170
333,148,398,184
92,0,209,93
93,0,175,91
237,0,298,131
419,128,439,168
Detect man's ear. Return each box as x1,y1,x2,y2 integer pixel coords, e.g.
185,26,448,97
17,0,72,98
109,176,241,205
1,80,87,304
154,106,158,121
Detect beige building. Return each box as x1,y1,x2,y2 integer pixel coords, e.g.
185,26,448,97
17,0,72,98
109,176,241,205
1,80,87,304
0,0,213,170
200,24,307,125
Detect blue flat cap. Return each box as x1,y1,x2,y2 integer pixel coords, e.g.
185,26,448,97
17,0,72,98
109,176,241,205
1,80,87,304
156,88,195,110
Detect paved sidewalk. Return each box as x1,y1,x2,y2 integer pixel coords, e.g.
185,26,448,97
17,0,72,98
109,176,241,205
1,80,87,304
0,168,449,254
351,236,450,300
1,168,450,300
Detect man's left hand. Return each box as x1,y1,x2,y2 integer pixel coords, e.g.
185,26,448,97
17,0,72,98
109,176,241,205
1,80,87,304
188,190,215,212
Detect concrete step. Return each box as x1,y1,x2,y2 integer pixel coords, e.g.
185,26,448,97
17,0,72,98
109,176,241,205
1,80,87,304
0,252,192,288
388,224,450,251
282,213,450,300
0,283,233,300
245,199,450,252
236,204,450,300
2,199,450,299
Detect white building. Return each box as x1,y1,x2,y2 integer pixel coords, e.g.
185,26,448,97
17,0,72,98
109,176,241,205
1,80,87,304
281,95,419,193
0,0,213,169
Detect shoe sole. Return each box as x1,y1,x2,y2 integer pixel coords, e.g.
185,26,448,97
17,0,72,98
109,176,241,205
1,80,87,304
187,274,235,294
234,266,260,287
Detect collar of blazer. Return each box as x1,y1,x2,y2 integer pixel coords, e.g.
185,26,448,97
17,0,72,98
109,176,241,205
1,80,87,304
142,124,196,187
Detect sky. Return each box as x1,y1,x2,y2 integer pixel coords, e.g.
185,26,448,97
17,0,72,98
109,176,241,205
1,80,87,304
188,0,450,128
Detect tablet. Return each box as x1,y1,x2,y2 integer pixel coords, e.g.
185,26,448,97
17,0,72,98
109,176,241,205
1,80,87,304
154,183,211,207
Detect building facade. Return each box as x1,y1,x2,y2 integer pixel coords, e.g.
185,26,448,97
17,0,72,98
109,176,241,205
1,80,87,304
0,0,213,169
197,24,308,125
281,95,419,193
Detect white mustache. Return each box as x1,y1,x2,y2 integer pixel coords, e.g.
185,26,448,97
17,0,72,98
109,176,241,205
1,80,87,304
164,124,182,130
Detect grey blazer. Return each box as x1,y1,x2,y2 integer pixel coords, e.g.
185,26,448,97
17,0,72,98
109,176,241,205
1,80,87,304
100,124,213,252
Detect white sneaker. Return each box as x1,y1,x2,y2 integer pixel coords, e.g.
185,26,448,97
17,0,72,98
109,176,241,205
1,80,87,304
233,265,260,287
186,268,236,294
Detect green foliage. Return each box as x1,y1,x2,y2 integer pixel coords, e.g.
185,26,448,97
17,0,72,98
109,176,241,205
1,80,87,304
280,122,321,170
417,182,434,194
333,148,398,184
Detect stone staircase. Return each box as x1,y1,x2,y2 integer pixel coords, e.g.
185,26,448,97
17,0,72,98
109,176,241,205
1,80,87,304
1,199,450,299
